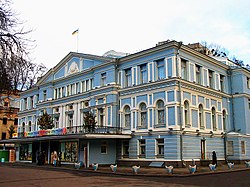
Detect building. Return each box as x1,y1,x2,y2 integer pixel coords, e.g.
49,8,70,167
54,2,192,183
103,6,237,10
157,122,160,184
0,91,19,148
1,40,250,166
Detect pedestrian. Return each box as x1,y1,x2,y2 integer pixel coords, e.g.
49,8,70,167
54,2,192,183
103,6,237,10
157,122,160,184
212,151,217,167
58,152,62,167
52,151,57,167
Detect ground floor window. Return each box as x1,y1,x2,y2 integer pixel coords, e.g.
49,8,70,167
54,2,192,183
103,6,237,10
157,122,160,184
156,138,164,158
138,139,145,158
122,140,129,158
101,141,107,154
19,144,32,161
60,141,78,162
227,141,234,156
241,141,246,155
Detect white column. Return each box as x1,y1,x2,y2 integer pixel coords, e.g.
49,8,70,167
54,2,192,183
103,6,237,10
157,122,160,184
59,106,63,128
73,103,77,126
77,102,81,126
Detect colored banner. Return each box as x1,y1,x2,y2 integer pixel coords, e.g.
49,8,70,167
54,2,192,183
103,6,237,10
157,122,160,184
23,128,67,138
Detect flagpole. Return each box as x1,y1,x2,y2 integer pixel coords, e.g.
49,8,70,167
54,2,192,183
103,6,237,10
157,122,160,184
77,29,79,52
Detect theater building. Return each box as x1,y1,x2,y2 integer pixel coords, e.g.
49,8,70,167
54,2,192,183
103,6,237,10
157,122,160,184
2,40,250,166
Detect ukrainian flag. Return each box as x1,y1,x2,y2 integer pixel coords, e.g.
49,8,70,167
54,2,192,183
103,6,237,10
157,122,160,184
72,29,79,35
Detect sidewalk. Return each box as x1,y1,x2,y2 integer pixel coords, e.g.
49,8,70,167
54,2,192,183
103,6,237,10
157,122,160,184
1,162,250,177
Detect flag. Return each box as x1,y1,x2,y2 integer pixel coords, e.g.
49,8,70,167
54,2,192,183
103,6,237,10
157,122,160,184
72,29,79,35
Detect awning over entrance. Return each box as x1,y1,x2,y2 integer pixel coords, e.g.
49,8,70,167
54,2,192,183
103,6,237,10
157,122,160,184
0,134,132,144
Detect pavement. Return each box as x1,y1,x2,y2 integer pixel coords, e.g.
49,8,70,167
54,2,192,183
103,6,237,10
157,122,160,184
1,161,250,177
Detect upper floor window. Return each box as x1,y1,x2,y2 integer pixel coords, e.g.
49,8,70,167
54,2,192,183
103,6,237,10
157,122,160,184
195,65,201,84
184,101,190,127
220,75,225,92
24,98,27,110
248,99,250,109
208,70,214,88
101,73,107,86
4,101,8,107
156,59,165,80
43,90,47,101
139,103,147,127
28,121,32,132
223,110,226,130
14,118,18,125
140,64,147,84
181,59,187,80
22,122,25,133
212,107,217,131
198,104,204,129
247,77,250,89
68,114,73,127
98,108,105,127
156,100,165,125
3,117,7,125
90,78,94,89
125,68,132,87
54,116,59,128
124,105,131,128
86,79,90,91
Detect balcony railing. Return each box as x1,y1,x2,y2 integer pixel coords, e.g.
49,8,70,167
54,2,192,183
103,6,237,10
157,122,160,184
66,125,122,134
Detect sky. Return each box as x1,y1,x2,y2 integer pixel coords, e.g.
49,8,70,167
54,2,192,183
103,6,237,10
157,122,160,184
13,0,250,69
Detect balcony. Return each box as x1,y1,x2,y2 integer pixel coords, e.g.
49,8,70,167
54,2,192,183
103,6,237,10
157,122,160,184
66,125,122,134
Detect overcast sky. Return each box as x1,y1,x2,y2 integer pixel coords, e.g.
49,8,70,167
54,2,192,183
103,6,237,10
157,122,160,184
13,0,250,69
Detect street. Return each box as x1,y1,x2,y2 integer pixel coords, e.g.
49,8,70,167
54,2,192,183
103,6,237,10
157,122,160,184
0,165,249,187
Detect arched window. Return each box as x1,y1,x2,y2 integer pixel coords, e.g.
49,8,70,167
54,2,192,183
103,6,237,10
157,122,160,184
139,103,147,127
156,100,165,125
124,105,131,127
212,107,217,131
28,121,32,132
198,104,204,129
184,101,190,127
223,110,226,130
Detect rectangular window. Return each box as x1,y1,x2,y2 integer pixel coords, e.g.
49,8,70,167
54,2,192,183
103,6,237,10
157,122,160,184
62,87,65,97
76,83,80,93
24,98,27,110
140,64,147,84
54,116,59,128
122,140,129,157
86,80,89,91
43,90,47,101
99,108,105,127
67,85,70,96
220,75,224,92
139,139,146,157
208,70,214,88
195,65,201,84
101,141,107,154
1,132,6,140
125,68,132,87
14,118,18,125
71,84,75,95
60,142,78,162
241,141,246,155
247,77,250,89
101,73,107,86
3,118,7,125
156,139,164,157
90,78,94,89
68,114,73,127
249,99,250,109
156,59,165,80
181,59,187,80
82,81,86,92
227,141,234,156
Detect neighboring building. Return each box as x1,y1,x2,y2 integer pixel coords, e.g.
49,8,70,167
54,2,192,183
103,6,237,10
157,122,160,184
1,40,250,166
0,92,19,148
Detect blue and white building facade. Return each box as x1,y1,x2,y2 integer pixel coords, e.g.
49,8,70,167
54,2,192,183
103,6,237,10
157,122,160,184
12,41,250,166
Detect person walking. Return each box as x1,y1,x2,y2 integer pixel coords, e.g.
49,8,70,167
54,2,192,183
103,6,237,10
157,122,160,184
52,151,58,167
212,151,217,167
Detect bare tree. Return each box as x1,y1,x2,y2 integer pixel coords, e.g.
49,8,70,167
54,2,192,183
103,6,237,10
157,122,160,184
0,0,46,93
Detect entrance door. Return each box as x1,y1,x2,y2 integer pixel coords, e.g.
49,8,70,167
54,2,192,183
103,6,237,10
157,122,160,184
201,139,206,159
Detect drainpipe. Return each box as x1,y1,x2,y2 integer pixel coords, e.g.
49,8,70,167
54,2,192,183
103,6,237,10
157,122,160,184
176,41,183,165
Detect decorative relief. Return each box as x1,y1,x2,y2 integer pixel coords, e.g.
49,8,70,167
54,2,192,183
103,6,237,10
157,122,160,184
68,62,79,74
